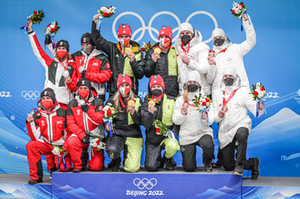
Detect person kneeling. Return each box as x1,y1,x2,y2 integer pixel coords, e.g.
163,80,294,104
141,75,180,171
173,71,214,172
65,79,105,172
213,67,263,179
26,88,71,184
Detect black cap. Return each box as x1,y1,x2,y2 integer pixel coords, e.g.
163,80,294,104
56,40,70,52
40,88,56,103
77,78,91,90
81,33,94,46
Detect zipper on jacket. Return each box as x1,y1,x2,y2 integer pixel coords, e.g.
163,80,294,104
47,114,53,145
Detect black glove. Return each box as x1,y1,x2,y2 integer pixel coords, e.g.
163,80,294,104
81,70,86,78
81,104,89,112
81,135,90,144
45,34,51,45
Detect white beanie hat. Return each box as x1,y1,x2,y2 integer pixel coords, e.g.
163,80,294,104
186,71,201,86
222,66,236,78
179,22,194,35
212,28,226,39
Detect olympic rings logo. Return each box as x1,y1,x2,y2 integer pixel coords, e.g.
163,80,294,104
112,11,218,43
21,91,40,100
133,178,157,190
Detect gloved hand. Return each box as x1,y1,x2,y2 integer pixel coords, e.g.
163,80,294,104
81,104,89,112
45,34,51,45
81,135,91,144
81,70,86,78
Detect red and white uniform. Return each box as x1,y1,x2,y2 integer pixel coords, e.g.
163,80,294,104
26,100,71,182
72,49,111,96
66,95,105,171
28,32,77,107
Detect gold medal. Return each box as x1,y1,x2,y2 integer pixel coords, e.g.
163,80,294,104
128,99,136,106
221,106,228,113
125,47,132,54
148,100,156,107
153,48,161,54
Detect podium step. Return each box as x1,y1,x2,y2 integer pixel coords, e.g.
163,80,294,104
242,177,300,198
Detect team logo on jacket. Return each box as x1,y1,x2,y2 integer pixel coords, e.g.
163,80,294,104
93,62,98,66
106,63,110,68
226,57,233,62
234,102,240,108
41,121,45,126
57,120,62,124
77,110,81,115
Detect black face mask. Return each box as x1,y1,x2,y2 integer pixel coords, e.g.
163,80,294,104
214,38,225,46
224,78,234,86
181,35,191,46
152,89,163,97
188,84,199,92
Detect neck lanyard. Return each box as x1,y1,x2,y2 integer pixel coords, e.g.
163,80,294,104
119,97,128,108
181,42,190,54
223,89,237,106
216,48,227,56
59,59,69,70
152,93,164,101
184,101,196,107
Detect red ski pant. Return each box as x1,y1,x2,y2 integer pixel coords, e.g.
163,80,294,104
27,141,71,181
66,136,105,171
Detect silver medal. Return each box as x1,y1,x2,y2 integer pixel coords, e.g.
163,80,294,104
63,70,69,77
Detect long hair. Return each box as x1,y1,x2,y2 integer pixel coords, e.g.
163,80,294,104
55,53,71,62
183,86,189,101
113,88,135,112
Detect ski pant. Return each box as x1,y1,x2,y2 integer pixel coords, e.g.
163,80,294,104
145,137,180,171
221,127,253,171
26,141,71,181
180,134,214,172
106,135,143,173
65,136,88,171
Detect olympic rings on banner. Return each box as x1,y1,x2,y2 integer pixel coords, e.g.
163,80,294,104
21,90,40,100
133,178,158,190
112,11,218,43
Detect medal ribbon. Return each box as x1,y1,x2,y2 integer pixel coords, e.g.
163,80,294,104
216,48,227,56
223,89,237,106
119,97,128,108
152,93,165,101
181,42,190,54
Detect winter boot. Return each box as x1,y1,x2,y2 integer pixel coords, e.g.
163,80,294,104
204,160,213,173
164,156,175,171
212,159,223,168
233,162,244,176
108,157,121,172
250,157,260,180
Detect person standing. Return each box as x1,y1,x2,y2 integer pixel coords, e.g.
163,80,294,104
174,22,210,96
91,14,144,97
27,19,77,110
72,33,111,101
141,75,180,171
143,26,178,98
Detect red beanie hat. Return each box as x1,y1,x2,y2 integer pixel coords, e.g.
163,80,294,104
117,24,132,37
117,74,132,89
150,75,165,91
158,26,172,41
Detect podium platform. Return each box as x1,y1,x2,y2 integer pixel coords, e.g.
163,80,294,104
52,166,242,199
0,168,299,199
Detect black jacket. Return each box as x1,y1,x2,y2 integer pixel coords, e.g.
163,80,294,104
91,22,144,96
106,93,142,138
141,94,179,145
142,43,179,98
